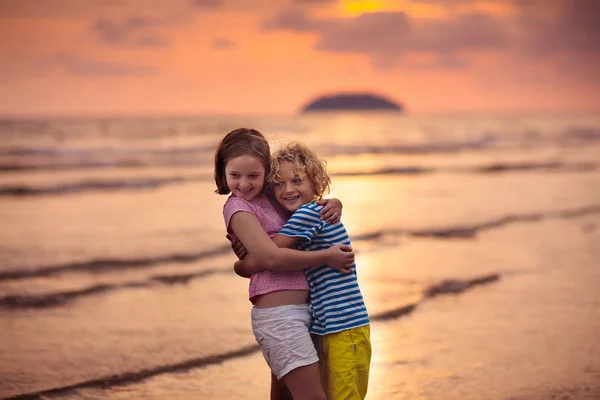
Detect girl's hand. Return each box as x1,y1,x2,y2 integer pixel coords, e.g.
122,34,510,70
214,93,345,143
226,234,248,260
325,244,354,274
317,198,343,224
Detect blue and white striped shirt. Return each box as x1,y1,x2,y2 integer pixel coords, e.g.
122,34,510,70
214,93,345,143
279,202,370,335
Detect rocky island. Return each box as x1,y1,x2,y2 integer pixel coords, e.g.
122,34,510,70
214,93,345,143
301,93,403,113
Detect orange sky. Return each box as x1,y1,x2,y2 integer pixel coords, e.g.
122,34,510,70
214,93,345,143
0,0,598,117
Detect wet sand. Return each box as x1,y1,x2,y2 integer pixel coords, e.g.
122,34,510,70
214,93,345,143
9,215,596,400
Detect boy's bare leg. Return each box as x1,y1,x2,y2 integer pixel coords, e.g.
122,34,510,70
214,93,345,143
270,372,293,400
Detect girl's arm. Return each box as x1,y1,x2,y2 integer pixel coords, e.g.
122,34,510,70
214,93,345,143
318,198,342,223
229,211,354,273
233,233,353,277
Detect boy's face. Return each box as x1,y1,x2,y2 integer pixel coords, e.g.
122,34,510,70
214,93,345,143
273,161,317,213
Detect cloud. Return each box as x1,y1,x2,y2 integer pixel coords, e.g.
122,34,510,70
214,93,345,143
262,9,321,32
55,54,158,76
90,16,170,47
0,0,210,20
54,53,159,75
0,51,158,80
406,0,600,57
517,0,600,57
407,54,471,70
0,0,130,18
211,38,236,49
191,0,224,8
263,10,508,68
292,0,336,4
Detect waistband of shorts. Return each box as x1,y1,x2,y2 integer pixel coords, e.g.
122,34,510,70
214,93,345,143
251,304,310,321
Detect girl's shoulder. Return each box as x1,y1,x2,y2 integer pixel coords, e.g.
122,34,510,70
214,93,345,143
224,195,252,214
224,194,271,212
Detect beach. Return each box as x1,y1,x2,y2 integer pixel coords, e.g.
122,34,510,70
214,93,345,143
1,113,599,399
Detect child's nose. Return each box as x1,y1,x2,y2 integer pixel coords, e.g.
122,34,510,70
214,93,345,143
240,177,251,188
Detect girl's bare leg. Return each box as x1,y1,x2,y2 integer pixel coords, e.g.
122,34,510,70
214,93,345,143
270,373,293,400
280,363,326,400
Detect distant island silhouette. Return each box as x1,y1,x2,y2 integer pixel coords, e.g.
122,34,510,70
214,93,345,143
301,93,404,113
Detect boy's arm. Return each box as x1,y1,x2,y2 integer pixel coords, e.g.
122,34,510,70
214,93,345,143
233,254,262,278
229,211,354,272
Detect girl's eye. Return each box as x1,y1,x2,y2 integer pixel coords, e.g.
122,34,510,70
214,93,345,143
230,174,239,178
292,178,302,184
249,174,259,179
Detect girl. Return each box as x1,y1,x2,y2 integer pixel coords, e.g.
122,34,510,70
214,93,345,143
214,128,353,400
235,142,372,400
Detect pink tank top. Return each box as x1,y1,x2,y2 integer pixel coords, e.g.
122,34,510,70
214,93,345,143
223,194,309,303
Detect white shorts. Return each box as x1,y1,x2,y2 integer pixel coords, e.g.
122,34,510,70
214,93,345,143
251,304,319,380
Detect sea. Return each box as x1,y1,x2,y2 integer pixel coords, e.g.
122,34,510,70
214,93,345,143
1,113,599,399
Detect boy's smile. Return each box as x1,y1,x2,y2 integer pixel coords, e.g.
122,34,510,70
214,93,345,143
273,161,317,212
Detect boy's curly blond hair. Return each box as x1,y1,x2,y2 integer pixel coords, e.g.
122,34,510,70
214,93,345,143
269,142,331,199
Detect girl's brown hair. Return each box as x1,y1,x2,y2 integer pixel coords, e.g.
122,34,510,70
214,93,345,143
214,128,271,195
270,142,331,199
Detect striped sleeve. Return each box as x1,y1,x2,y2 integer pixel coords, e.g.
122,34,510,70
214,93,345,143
278,204,325,244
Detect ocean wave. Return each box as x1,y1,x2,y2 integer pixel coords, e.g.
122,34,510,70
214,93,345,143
470,161,596,173
0,245,231,281
409,204,600,239
1,345,260,400
323,136,496,156
1,272,501,399
2,204,598,282
0,176,206,197
0,271,501,312
0,158,207,172
0,270,224,309
351,204,600,241
558,126,600,145
333,161,597,178
0,143,216,158
1,131,598,175
1,160,596,198
371,273,501,322
0,160,147,172
333,166,434,177
424,274,500,298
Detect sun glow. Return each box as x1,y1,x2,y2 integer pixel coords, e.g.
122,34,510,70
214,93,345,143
339,0,446,18
340,0,386,16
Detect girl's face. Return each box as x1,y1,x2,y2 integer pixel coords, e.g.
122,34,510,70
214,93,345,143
273,161,317,213
225,154,266,201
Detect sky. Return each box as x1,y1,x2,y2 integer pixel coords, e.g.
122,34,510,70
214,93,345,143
0,0,598,117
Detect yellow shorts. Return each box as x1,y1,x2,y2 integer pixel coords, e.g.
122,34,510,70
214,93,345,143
314,325,371,400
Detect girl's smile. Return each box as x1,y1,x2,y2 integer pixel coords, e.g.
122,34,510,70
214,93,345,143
225,155,265,201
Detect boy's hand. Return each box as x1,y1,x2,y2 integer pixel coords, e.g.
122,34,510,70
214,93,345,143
234,255,264,278
325,244,354,274
226,234,248,260
317,198,342,224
